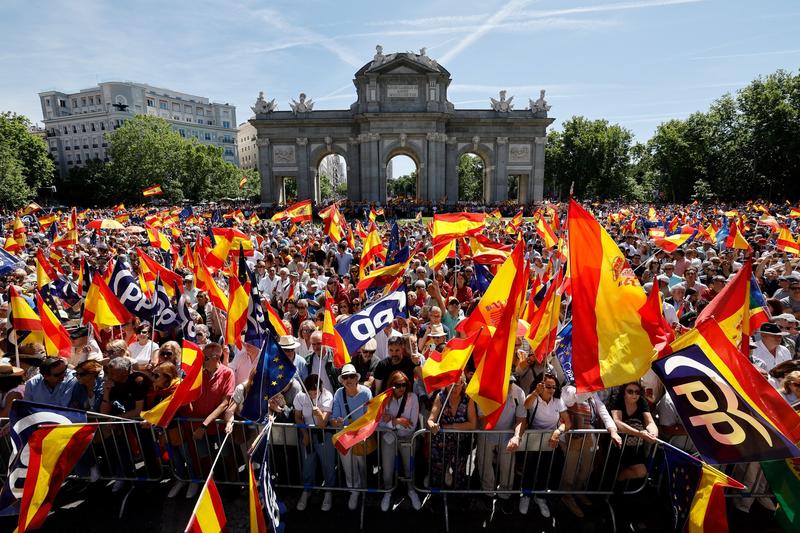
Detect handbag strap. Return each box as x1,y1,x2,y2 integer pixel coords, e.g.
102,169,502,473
527,397,540,428
396,393,408,421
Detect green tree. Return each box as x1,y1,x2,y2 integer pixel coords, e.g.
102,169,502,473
319,173,334,201
458,154,484,202
0,146,33,209
647,113,712,202
0,112,55,193
61,159,115,206
545,116,634,200
388,172,417,197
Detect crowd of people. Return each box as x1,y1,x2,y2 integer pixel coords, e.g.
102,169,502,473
1,198,799,523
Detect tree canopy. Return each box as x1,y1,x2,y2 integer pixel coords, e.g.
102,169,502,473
458,154,484,202
0,112,55,208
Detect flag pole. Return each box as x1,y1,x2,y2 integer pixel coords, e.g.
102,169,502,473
185,431,231,529
435,384,455,426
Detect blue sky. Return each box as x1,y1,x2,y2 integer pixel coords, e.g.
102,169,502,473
3,0,799,178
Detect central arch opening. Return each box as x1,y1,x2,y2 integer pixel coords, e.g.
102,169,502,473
317,154,347,202
386,154,418,200
458,153,486,203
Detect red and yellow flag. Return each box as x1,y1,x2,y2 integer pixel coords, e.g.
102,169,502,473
82,273,130,328
332,388,393,454
141,341,204,427
17,424,96,533
422,329,480,393
12,216,27,247
359,222,385,279
568,199,670,392
10,286,41,332
143,184,163,197
535,217,558,248
225,276,251,349
248,460,268,533
146,224,171,252
136,248,183,298
3,234,20,254
263,299,288,338
185,477,227,533
193,255,229,310
432,212,485,240
525,273,562,362
466,240,526,428
321,296,349,368
36,292,71,358
319,203,349,245
271,199,312,223
777,226,800,255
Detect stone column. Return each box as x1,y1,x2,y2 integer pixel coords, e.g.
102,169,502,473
257,137,274,205
347,137,360,201
426,132,445,201
295,137,310,200
369,134,381,201
532,136,546,203
494,137,509,202
445,136,458,204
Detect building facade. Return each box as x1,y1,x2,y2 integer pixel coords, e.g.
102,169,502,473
237,120,259,170
250,47,553,205
39,82,237,178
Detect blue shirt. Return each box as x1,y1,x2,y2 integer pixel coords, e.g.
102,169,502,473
24,372,78,408
294,356,308,381
332,385,372,422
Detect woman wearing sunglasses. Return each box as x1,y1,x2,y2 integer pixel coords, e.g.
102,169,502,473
378,370,421,511
610,381,658,482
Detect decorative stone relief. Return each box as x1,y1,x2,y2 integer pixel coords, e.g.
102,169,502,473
251,91,277,114
426,132,447,142
496,137,508,145
289,93,314,114
273,145,296,164
472,136,480,151
509,144,531,163
256,138,270,147
324,136,332,151
529,90,551,117
400,133,407,147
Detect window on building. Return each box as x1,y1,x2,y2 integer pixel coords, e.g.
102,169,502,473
81,124,86,132
187,118,192,123
204,132,211,140
147,98,155,107
172,102,180,111
72,125,77,133
184,105,192,113
100,123,105,131
207,120,213,125
223,121,230,129
89,96,94,105
91,123,96,131
63,126,68,134
179,129,186,137
72,98,77,107
59,99,66,108
97,96,102,105
197,107,204,115
76,154,81,162
81,97,86,106
45,98,51,107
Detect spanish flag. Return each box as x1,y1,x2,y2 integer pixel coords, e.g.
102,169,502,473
430,238,456,270
13,216,26,246
356,257,410,294
17,424,96,533
82,273,130,328
141,341,204,428
568,199,670,392
777,226,800,255
136,248,183,298
263,299,288,337
271,199,312,223
725,218,751,251
239,176,248,189
432,212,486,240
790,207,800,218
359,222,386,279
143,184,163,197
525,272,562,362
193,255,229,310
146,224,171,252
3,234,21,254
321,296,349,368
37,212,57,229
9,286,41,332
422,329,480,393
652,228,697,253
35,249,58,290
225,276,251,349
18,202,42,217
36,291,71,357
535,217,558,248
185,477,227,533
332,388,393,454
248,460,268,533
466,240,526,428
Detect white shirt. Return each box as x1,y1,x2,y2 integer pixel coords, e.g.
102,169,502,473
309,353,333,393
378,393,420,439
228,349,257,385
293,388,333,426
129,340,159,366
528,395,566,430
752,339,792,371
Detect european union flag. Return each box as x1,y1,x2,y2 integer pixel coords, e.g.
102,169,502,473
554,322,574,384
0,248,22,276
471,263,493,295
240,334,297,423
179,206,193,221
662,445,702,532
385,222,406,266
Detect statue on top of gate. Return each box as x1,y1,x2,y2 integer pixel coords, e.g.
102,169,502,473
490,90,514,112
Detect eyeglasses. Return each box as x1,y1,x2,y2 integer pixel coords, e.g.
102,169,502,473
394,383,408,388
51,369,67,378
160,351,174,356
342,374,357,380
542,385,556,390
625,389,641,395
154,373,168,379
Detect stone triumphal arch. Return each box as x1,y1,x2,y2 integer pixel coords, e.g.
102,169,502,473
250,47,554,205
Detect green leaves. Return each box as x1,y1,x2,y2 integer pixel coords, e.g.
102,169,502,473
0,112,55,206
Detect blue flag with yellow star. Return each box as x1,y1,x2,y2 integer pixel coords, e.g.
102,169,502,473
240,332,297,423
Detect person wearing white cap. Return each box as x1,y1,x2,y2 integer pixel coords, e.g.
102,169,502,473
330,363,372,510
752,322,792,373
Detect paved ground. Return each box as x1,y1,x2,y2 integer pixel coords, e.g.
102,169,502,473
0,480,782,532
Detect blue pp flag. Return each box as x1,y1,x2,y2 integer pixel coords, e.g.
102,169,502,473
554,322,574,385
335,289,407,356
240,334,297,423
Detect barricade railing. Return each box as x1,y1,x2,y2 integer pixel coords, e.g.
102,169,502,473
0,416,779,530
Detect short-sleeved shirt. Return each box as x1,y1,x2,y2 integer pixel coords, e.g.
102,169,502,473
228,350,257,385
374,357,418,392
611,394,650,429
352,356,379,385
528,395,566,430
109,371,153,412
193,364,235,418
129,341,159,366
293,388,333,426
483,384,527,445
332,385,372,421
24,372,77,408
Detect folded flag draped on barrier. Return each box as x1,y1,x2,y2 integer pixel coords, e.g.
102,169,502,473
16,424,96,533
662,443,744,533
332,388,393,454
240,333,297,424
654,319,800,464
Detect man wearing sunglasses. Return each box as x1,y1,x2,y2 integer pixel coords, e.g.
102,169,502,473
24,356,77,407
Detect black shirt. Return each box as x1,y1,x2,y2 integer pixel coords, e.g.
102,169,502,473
374,357,417,392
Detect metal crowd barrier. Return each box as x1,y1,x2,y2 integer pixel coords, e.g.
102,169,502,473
0,417,780,532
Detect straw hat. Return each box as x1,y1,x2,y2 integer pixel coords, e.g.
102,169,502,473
0,362,25,378
278,335,301,350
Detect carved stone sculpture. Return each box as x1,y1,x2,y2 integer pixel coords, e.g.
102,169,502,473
529,89,551,116
289,93,314,114
400,133,407,147
251,91,277,114
373,45,385,66
490,90,514,112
